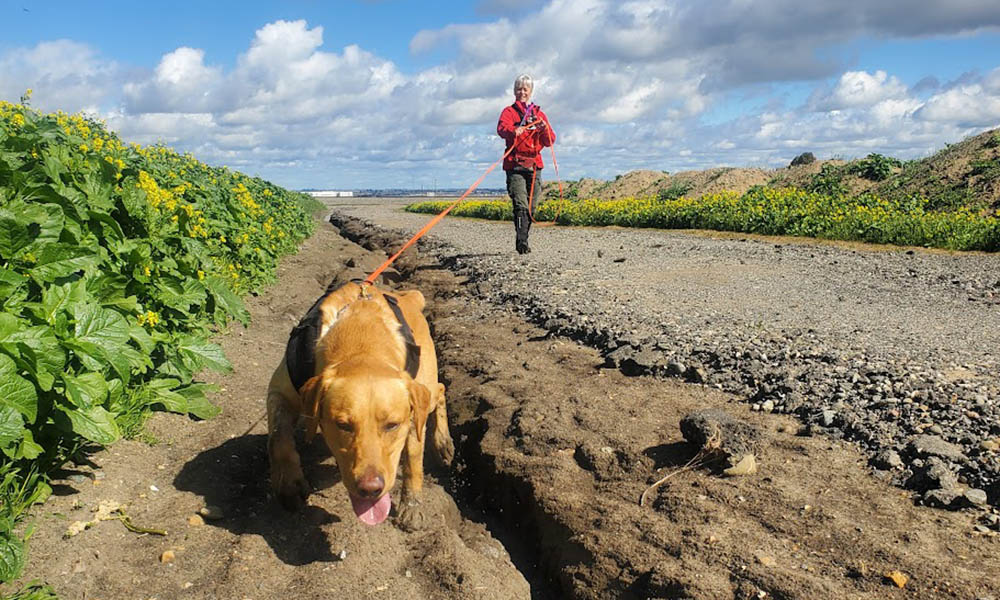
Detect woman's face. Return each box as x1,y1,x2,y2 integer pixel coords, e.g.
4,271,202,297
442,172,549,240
514,83,533,104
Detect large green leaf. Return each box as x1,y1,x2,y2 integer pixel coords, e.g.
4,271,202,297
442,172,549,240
72,304,130,351
176,336,232,373
0,406,25,452
81,172,114,211
174,383,221,420
0,313,22,342
155,277,206,313
56,404,120,445
40,149,66,184
146,379,219,420
29,243,99,283
63,339,131,383
0,354,37,423
6,327,65,392
87,209,126,244
0,531,26,583
0,268,26,299
34,280,90,325
128,324,155,354
0,215,32,258
20,202,64,248
204,276,250,326
65,305,132,381
62,371,108,408
14,428,43,460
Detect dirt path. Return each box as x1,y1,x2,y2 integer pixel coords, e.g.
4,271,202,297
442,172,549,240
10,213,1000,600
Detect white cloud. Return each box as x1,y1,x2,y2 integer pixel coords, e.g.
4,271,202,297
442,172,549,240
811,70,909,111
3,2,1000,188
123,47,224,113
918,84,1000,125
0,40,118,113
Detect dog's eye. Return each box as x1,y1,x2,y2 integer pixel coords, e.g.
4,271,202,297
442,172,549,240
335,421,354,433
383,422,400,433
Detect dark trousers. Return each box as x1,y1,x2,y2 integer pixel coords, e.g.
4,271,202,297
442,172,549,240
506,168,542,253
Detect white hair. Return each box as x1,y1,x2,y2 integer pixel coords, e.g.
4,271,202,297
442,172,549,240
513,74,533,90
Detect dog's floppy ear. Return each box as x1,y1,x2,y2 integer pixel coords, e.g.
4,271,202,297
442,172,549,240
299,374,327,443
407,379,431,443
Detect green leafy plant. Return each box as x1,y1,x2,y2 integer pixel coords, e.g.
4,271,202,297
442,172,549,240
806,163,848,196
407,187,1000,252
0,466,50,584
848,153,902,181
657,181,693,202
1,580,58,600
1,95,316,583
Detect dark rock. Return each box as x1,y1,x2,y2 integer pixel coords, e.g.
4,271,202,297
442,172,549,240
924,487,961,508
790,152,816,167
686,366,708,384
666,361,686,377
906,457,959,492
871,450,904,471
906,435,968,462
680,409,763,466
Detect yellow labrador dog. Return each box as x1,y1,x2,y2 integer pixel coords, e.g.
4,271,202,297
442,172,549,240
266,280,453,527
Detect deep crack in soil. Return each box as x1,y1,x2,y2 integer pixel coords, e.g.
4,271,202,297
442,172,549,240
10,214,999,600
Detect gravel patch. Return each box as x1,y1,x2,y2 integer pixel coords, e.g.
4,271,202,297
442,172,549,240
327,199,1000,508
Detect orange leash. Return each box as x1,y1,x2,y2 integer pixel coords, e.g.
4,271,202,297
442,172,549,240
363,120,541,285
527,115,565,225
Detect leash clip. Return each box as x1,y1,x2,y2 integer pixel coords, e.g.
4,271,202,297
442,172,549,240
358,281,373,300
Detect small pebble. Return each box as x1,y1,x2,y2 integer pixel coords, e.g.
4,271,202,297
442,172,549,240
199,506,225,520
160,550,175,563
964,489,988,506
756,554,776,568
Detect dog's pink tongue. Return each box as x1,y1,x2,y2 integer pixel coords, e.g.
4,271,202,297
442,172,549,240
351,493,392,526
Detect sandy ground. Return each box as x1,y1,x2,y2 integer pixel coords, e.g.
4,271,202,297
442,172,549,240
8,209,999,600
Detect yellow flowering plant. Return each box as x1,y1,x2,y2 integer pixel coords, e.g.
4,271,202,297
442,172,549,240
0,94,321,579
407,186,1000,252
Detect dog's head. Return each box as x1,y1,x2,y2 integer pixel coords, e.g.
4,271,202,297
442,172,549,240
299,358,431,525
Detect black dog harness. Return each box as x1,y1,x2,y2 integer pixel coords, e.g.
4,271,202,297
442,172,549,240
285,281,421,392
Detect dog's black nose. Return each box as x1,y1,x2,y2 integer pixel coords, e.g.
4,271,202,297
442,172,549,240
357,470,385,498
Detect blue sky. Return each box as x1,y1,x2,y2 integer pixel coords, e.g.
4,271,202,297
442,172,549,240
2,0,999,190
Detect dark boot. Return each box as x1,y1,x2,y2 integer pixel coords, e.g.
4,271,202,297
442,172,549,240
514,210,531,254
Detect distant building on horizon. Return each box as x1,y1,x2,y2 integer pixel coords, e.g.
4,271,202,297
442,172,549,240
306,190,354,198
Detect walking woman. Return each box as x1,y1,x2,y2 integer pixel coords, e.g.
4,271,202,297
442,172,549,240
497,74,556,254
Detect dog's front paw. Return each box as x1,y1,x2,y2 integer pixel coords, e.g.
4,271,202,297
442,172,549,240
394,494,431,532
272,465,310,511
433,432,455,467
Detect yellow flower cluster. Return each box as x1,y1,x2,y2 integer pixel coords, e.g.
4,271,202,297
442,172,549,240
406,185,1000,251
136,310,160,327
232,182,263,217
137,171,175,210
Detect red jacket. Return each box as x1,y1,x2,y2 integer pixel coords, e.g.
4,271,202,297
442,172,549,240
497,101,555,171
